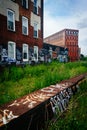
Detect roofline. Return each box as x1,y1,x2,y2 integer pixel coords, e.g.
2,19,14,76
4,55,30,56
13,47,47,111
44,28,79,39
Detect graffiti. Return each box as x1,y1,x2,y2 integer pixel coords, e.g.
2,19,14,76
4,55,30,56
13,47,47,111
8,96,37,109
2,49,7,57
41,86,57,93
50,88,73,115
0,46,2,55
1,49,8,61
16,49,22,61
0,78,81,128
50,84,80,116
0,109,18,125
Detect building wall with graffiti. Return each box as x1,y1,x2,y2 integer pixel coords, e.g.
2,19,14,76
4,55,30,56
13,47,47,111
0,0,43,64
0,74,86,130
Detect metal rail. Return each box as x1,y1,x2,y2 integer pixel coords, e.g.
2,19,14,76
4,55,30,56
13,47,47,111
0,73,87,130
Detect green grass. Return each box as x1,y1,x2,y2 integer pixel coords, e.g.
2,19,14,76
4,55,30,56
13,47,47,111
47,79,87,130
0,61,87,105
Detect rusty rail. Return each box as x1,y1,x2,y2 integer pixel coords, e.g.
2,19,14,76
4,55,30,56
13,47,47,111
0,73,87,130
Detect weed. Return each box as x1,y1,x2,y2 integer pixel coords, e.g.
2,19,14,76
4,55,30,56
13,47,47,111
0,61,87,105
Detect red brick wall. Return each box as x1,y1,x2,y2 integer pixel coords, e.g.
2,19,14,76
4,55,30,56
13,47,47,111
44,29,79,62
0,0,43,51
0,14,18,47
65,33,79,61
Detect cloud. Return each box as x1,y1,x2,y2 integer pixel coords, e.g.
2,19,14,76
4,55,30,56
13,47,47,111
79,29,87,55
77,18,87,29
44,0,87,55
44,11,78,37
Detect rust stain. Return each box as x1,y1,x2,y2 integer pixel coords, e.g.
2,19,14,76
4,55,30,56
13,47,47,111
0,73,87,127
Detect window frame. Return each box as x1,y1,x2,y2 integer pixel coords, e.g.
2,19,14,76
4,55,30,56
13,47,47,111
22,0,28,9
33,0,38,14
34,46,38,61
23,44,29,61
8,41,16,59
22,16,28,35
34,22,38,38
7,9,15,31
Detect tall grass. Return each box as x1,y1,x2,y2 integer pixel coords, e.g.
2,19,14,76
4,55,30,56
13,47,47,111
0,61,87,105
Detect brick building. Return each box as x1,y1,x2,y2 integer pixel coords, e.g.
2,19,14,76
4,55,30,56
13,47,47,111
44,29,80,61
0,0,43,63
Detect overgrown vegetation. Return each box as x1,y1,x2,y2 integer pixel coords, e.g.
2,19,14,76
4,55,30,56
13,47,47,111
47,79,87,130
0,61,87,105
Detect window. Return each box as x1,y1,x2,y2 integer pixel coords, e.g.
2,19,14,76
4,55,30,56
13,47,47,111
8,42,16,59
68,31,71,35
22,16,28,35
22,0,28,9
76,31,78,36
66,31,68,35
23,44,28,61
34,22,38,38
34,0,38,14
7,9,15,31
34,46,38,61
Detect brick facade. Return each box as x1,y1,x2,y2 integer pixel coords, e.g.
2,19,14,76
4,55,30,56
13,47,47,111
0,0,43,62
44,29,80,61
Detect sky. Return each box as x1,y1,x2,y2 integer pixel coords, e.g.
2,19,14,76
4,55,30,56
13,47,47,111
44,0,87,56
